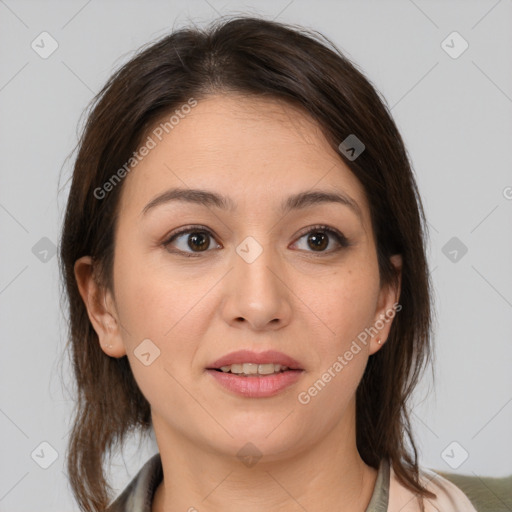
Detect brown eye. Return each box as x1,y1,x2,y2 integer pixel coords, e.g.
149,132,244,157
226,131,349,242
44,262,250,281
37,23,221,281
293,225,349,254
306,232,329,251
186,231,210,251
163,227,221,256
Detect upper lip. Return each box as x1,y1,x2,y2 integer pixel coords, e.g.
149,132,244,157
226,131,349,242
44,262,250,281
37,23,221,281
207,350,303,370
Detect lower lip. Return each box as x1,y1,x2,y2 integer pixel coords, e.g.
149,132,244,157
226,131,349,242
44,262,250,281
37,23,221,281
206,369,304,398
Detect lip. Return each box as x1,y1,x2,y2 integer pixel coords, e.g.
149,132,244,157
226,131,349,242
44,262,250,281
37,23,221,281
206,369,303,398
207,349,303,370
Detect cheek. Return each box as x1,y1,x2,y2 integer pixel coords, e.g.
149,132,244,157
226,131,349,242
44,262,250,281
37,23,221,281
113,245,201,339
297,262,380,355
112,256,207,408
112,250,219,384
295,267,377,414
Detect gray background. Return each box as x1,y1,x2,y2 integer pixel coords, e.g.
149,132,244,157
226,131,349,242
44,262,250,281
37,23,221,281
1,0,511,510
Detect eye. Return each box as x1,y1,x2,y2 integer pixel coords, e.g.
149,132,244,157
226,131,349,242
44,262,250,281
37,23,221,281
162,224,350,258
291,225,350,254
163,226,221,257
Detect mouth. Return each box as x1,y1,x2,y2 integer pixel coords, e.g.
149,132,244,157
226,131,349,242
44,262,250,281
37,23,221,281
210,363,296,376
207,349,304,372
205,350,304,398
205,367,304,398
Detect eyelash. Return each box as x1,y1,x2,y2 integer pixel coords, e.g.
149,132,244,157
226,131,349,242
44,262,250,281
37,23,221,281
162,224,351,258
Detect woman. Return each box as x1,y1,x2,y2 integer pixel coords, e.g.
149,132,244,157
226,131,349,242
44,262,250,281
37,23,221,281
59,15,478,512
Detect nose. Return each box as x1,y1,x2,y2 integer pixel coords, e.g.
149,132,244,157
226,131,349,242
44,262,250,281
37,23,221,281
220,237,293,332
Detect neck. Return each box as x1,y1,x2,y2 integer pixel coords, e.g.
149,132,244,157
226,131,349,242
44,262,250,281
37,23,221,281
151,403,378,512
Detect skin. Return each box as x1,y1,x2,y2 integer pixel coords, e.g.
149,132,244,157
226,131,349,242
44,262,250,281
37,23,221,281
75,93,402,512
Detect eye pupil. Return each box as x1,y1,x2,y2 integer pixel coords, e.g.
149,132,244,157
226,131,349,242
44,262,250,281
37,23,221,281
188,232,210,251
308,232,328,251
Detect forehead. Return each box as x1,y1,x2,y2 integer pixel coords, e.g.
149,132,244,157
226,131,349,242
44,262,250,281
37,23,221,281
118,94,371,228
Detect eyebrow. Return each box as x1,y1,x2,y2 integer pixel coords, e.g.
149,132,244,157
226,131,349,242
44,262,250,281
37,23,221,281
141,187,362,221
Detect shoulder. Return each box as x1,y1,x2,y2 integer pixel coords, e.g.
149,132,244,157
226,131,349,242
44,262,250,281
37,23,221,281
435,470,512,512
106,453,163,512
387,463,478,512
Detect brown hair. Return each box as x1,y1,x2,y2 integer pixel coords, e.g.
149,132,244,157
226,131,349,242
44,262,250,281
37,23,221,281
59,14,436,512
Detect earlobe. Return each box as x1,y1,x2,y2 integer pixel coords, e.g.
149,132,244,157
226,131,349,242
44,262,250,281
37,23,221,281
73,256,126,357
370,254,403,355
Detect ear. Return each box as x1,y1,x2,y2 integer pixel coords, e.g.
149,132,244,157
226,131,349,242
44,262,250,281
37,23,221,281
369,254,402,355
73,256,126,358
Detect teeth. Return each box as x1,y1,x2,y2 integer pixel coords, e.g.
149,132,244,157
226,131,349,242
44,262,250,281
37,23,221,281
219,363,289,375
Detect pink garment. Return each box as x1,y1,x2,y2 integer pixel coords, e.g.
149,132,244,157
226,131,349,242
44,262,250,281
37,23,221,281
388,464,478,511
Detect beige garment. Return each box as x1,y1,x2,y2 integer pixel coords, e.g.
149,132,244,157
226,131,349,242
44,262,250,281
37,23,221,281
387,463,478,512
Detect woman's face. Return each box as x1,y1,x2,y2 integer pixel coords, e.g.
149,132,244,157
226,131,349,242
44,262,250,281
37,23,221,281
78,93,401,461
